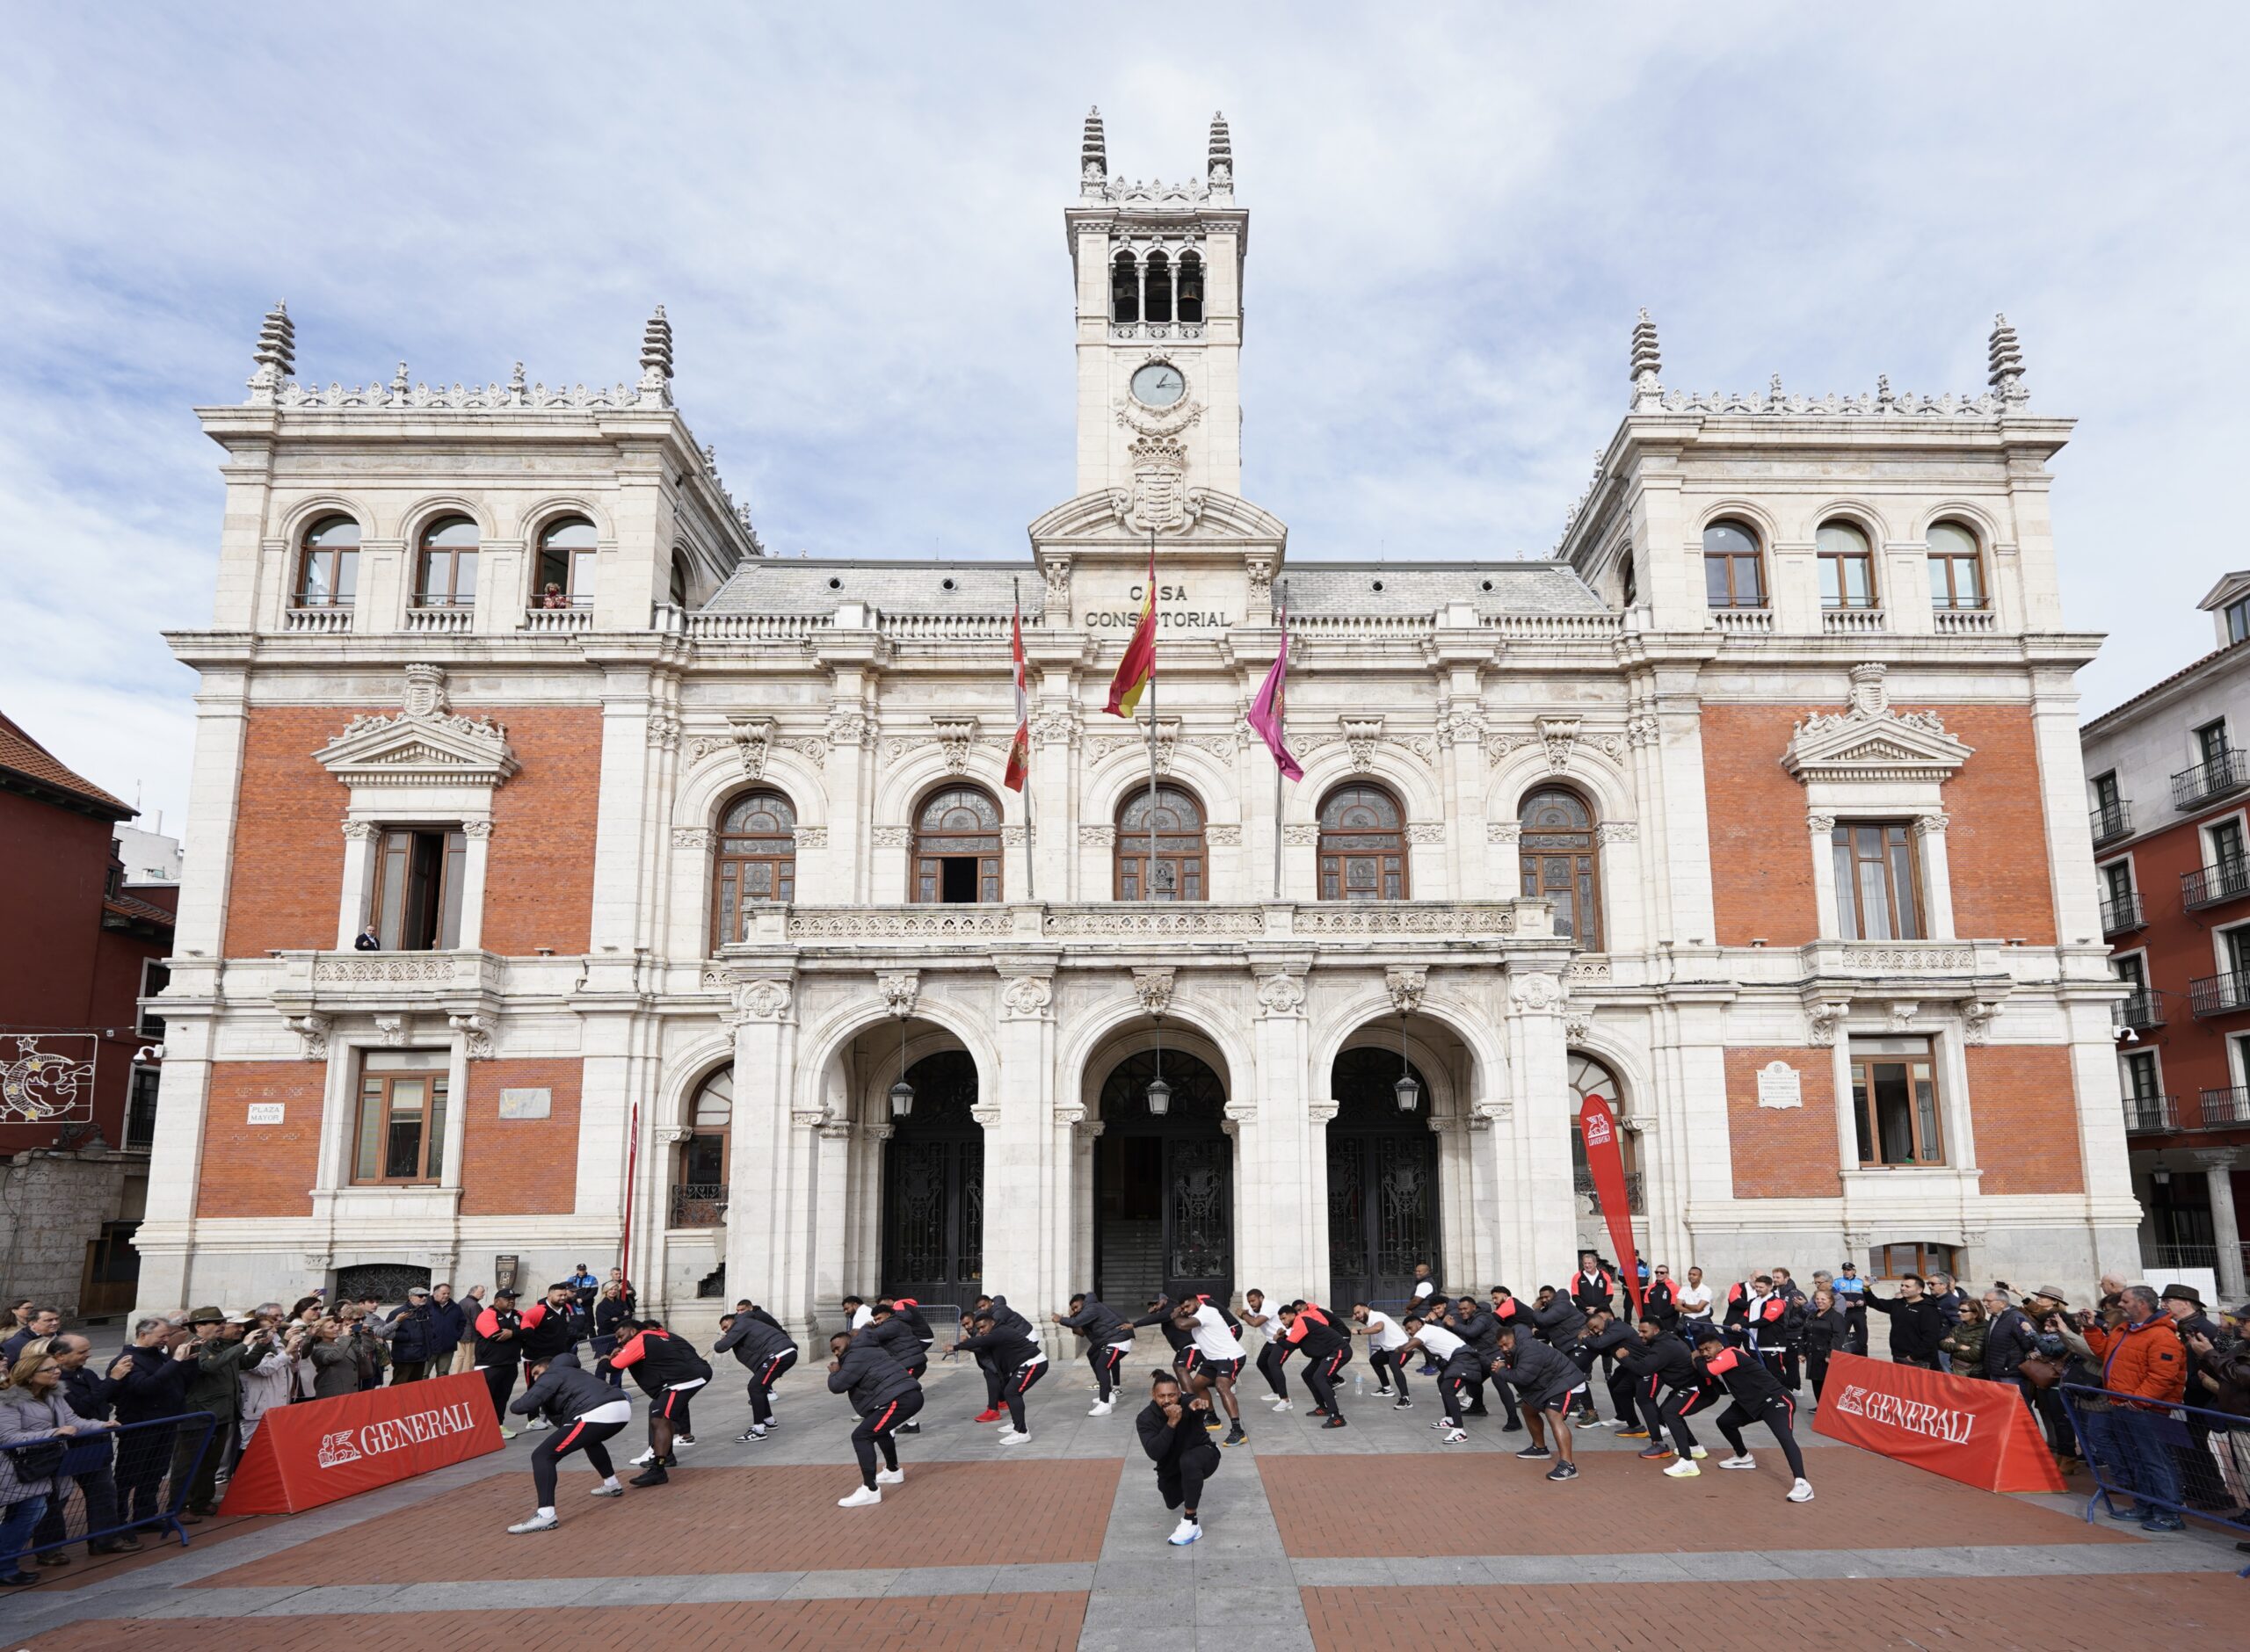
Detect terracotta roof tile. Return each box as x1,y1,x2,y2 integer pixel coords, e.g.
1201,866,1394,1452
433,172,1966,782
0,711,134,816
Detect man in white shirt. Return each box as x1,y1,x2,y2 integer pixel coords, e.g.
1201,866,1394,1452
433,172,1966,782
1175,1299,1249,1447
1395,1314,1484,1440
1674,1268,1715,1341
1350,1302,1413,1407
843,1295,874,1332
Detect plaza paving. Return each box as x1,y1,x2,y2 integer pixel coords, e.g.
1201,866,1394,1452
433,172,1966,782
8,1359,2246,1648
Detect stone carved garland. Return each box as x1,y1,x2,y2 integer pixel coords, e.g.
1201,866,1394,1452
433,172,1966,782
877,973,919,1018
1254,972,1307,1017
1132,968,1177,1017
1384,966,1427,1014
1000,975,1054,1018
316,665,519,790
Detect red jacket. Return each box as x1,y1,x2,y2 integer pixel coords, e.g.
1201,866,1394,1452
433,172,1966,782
2087,1315,2186,1405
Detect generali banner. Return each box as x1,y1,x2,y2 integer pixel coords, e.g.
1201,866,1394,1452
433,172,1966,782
220,1371,501,1515
1812,1351,2064,1493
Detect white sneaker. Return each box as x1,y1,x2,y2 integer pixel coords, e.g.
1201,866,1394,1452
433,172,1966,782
497,1425,518,1440
993,1421,1018,1432
1167,1518,1201,1546
998,1429,1032,1446
838,1485,882,1508
1663,1459,1702,1478
523,1417,552,1431
507,1511,559,1532
671,1438,694,1453
628,1447,658,1467
875,1467,904,1485
1088,1400,1114,1417
588,1482,623,1498
1375,1387,1395,1397
1688,1446,1709,1460
1788,1478,1815,1503
1269,1398,1292,1412
1718,1453,1758,1470
1442,1427,1470,1445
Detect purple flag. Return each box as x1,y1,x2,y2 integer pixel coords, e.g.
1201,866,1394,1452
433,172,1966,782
1246,618,1302,781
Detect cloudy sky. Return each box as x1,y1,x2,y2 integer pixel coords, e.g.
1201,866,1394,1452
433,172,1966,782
3,4,2243,836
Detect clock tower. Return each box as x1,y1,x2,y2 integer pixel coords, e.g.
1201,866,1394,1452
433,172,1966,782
1068,109,1246,513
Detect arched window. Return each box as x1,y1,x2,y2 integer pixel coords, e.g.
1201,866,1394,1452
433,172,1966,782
1318,783,1408,901
1520,787,1601,949
668,551,690,608
534,517,597,609
1115,784,1207,901
1702,519,1765,609
1176,251,1204,323
1111,251,1140,324
416,515,480,608
672,1066,730,1227
911,785,1002,904
1927,520,1986,611
712,791,797,946
1816,520,1876,609
1143,249,1173,324
1567,1052,1640,1214
294,516,360,608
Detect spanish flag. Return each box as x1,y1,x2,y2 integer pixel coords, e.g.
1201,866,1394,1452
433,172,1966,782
1105,540,1158,718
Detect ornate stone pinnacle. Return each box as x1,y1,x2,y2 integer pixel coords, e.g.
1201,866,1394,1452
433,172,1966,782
1629,307,1661,409
1081,105,1107,184
1987,312,2027,403
1208,111,1232,185
254,301,294,376
640,304,674,381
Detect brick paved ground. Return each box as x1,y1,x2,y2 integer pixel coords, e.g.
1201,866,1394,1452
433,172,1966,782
1255,1446,2136,1556
1302,1574,2240,1649
30,1594,1092,1651
199,1460,1121,1585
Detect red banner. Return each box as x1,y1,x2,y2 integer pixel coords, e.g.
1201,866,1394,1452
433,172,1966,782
220,1371,501,1515
1577,1093,1642,1315
1811,1351,2064,1493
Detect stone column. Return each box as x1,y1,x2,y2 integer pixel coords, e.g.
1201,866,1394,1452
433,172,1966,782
991,961,1060,1315
336,822,380,946
1505,962,1578,1290
812,1120,855,1310
2203,1151,2246,1301
1245,963,1312,1303
1070,1118,1102,1292
822,702,871,903
858,1123,894,1294
721,974,803,1328
1914,812,1956,939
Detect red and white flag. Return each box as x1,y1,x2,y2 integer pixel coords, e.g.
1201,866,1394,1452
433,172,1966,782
1004,596,1030,791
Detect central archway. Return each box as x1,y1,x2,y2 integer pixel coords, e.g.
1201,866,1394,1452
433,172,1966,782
881,1050,983,1309
1326,1047,1438,1311
1094,1049,1231,1308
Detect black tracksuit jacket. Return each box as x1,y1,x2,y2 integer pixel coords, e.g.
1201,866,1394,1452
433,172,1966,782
511,1360,619,1423
829,1340,919,1414
1061,1300,1132,1345
1137,1400,1217,1471
715,1314,797,1369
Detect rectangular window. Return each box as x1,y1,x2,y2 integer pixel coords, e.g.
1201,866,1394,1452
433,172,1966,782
1703,553,1765,609
2123,1050,2159,1101
2114,952,2147,992
2225,924,2250,980
1927,554,1986,610
1819,549,1876,608
1832,822,1924,940
1850,1036,1944,1167
1870,1241,1958,1280
126,1066,161,1152
2199,720,2232,768
2229,597,2250,646
370,828,468,951
2101,861,2132,907
136,959,170,1040
353,1051,450,1185
2210,819,2246,872
2092,771,2121,813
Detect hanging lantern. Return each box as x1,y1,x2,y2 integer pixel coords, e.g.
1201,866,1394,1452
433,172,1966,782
890,1013,913,1118
1145,1073,1172,1117
1394,1071,1420,1113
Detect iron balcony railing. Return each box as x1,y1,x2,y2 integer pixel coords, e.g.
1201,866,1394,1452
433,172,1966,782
2172,749,2250,810
2089,799,2132,845
2190,972,2250,1018
2115,989,2167,1031
1573,1166,1646,1214
2182,858,2250,910
2197,1087,2250,1128
2099,891,2145,934
2123,1094,2178,1134
670,1182,728,1228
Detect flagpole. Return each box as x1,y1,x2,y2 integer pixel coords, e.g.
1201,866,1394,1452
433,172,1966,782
1272,579,1287,900
1015,577,1035,903
1144,530,1159,903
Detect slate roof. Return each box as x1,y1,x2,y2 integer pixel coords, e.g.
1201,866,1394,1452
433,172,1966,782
0,711,134,819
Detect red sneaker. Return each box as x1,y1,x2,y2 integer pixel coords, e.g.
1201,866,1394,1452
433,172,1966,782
974,1408,1002,1424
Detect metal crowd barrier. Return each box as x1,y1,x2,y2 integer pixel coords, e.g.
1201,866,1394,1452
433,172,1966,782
17,1411,218,1561
2059,1383,2250,1576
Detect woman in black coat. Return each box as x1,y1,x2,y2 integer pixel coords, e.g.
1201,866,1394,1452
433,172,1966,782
1802,1288,1848,1404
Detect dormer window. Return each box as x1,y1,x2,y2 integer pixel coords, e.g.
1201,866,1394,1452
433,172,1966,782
2228,593,2250,646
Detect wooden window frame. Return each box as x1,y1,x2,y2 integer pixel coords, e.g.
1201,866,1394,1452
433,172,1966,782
1869,1241,1958,1281
1702,521,1767,609
910,786,1004,905
1317,783,1409,902
534,518,599,609
294,517,360,609
1831,820,1925,941
352,1063,450,1186
711,791,798,947
1817,523,1878,610
1849,1038,1945,1168
1519,787,1601,949
415,518,481,609
1114,783,1208,902
370,827,468,952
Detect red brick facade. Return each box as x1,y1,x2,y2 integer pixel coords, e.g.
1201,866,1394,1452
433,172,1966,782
1724,1047,1843,1197
481,709,601,956
199,1063,327,1216
1926,705,2056,946
222,707,352,957
460,1057,584,1215
1965,1046,2086,1194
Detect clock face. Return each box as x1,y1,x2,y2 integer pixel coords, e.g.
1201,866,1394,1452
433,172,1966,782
1130,362,1186,408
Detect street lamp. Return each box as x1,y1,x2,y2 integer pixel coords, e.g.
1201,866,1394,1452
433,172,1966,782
1147,1017,1171,1117
889,1011,914,1119
1395,1012,1419,1113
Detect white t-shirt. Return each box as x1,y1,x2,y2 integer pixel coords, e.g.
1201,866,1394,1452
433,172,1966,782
1189,1304,1245,1361
1675,1283,1712,1316
848,1304,873,1330
1413,1323,1468,1362
1361,1310,1409,1351
579,1398,634,1425
1410,1279,1438,1307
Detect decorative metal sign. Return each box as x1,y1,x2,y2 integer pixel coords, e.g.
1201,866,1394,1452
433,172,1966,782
0,1034,98,1124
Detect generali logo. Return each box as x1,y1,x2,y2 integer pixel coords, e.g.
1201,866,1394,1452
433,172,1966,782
316,1401,483,1470
1832,1383,1976,1444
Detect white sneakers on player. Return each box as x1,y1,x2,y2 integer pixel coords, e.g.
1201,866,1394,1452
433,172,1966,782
998,1429,1032,1446
628,1446,658,1467
1167,1518,1201,1546
588,1482,623,1498
1663,1458,1702,1478
523,1416,552,1431
875,1467,905,1485
1442,1427,1470,1445
838,1485,882,1508
1088,1399,1114,1417
1718,1453,1758,1470
1788,1478,1815,1503
1269,1397,1292,1412
507,1511,560,1532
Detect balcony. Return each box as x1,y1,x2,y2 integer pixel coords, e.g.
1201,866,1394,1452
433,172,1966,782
283,605,355,634
2089,799,2132,846
1820,608,1890,636
2197,1087,2250,1128
670,1182,728,1227
2189,971,2250,1018
738,899,1552,953
2123,1095,2178,1134
405,605,475,634
2115,989,2167,1031
2181,858,2250,910
523,605,593,634
1709,606,1774,636
1933,607,1997,635
2171,749,2250,810
2099,891,2145,934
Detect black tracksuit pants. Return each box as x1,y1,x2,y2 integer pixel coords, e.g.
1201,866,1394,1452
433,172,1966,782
1256,1341,1290,1401
745,1350,796,1425
851,1388,924,1487
1303,1346,1350,1416
481,1362,519,1427
531,1415,625,1506
1367,1346,1406,1398
978,1352,1005,1409
1158,1441,1222,1513
1606,1365,1644,1425
1717,1394,1806,1478
1000,1359,1048,1431
1657,1385,1715,1457
1087,1342,1127,1402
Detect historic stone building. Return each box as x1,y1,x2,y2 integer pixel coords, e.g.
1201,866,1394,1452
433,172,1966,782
139,112,2136,1337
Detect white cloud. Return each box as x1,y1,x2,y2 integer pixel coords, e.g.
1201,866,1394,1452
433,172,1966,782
1,3,2244,832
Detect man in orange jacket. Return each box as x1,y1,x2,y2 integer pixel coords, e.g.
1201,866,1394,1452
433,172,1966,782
2082,1285,2187,1532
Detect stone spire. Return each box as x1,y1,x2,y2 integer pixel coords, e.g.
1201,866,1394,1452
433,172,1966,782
1081,105,1107,192
1208,111,1233,195
637,304,674,407
247,301,294,402
1629,308,1662,409
1987,312,2027,405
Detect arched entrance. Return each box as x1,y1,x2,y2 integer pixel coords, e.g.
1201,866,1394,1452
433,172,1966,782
1095,1049,1231,1307
1326,1047,1438,1311
1569,1052,1640,1256
881,1050,983,1308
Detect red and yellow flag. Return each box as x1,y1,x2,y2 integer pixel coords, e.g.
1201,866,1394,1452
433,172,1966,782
1106,542,1157,718
1003,597,1030,792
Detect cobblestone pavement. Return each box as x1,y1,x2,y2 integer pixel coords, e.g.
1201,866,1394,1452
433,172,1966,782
8,1359,2245,1650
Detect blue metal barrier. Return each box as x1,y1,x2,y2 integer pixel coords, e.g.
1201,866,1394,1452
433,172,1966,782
2058,1383,2250,1576
14,1411,218,1563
